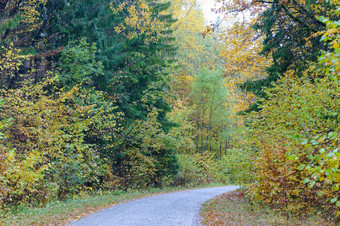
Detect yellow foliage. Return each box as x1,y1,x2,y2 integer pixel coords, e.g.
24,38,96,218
0,43,29,86
165,0,205,32
111,0,165,42
20,0,47,33
243,11,340,217
0,75,121,207
221,19,271,114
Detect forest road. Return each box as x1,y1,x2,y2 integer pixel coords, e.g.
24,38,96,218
69,185,239,226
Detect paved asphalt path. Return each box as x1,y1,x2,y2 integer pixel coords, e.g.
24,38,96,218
70,186,239,226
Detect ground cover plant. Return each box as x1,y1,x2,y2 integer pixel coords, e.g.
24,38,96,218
200,190,336,226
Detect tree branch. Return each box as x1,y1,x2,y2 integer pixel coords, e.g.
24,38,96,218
32,0,57,46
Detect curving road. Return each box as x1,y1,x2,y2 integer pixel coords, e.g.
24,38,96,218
70,186,238,226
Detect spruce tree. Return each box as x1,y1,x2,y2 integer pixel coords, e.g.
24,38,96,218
240,0,333,110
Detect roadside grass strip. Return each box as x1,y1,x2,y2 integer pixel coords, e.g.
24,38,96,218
200,190,336,226
1,183,226,225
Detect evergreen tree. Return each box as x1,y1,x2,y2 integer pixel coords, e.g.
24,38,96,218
42,0,177,128
240,0,334,105
112,1,177,130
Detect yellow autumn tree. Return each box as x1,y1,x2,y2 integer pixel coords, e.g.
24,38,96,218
166,0,223,114
111,0,167,43
165,0,225,153
221,19,271,115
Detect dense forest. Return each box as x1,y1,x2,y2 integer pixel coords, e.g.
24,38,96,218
0,0,339,222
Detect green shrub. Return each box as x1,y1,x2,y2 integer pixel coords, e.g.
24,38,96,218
174,152,233,186
213,150,254,185
112,110,179,189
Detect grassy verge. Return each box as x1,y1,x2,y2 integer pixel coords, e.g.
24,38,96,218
200,189,336,226
1,183,226,225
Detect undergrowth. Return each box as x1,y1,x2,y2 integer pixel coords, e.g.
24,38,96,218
200,189,336,226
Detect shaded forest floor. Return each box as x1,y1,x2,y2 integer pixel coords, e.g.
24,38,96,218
200,190,336,226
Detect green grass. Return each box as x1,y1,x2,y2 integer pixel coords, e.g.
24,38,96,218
200,189,336,226
1,183,226,225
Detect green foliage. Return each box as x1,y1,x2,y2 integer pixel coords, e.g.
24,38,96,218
0,0,239,217
216,2,340,221
220,149,254,185
112,110,179,189
1,0,180,212
189,68,231,156
112,4,176,130
175,152,236,186
0,73,125,209
174,153,211,186
58,38,104,90
0,78,91,205
241,0,337,106
243,17,339,217
246,74,339,216
58,38,123,156
0,14,21,35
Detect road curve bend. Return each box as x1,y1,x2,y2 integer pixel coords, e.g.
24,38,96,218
69,186,238,226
